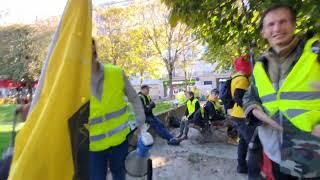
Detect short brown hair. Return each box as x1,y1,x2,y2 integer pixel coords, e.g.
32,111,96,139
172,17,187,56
188,91,194,97
260,4,296,30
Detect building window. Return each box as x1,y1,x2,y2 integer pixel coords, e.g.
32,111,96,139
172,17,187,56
204,81,212,85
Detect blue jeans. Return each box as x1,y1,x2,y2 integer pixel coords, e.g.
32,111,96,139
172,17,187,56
146,115,173,141
90,140,128,180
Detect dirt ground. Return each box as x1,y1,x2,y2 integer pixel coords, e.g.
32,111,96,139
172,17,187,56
125,127,247,180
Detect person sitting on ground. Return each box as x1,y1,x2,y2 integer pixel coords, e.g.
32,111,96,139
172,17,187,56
139,85,180,145
176,91,201,140
203,89,225,125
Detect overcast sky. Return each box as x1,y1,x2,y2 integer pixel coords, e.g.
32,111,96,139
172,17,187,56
0,0,113,24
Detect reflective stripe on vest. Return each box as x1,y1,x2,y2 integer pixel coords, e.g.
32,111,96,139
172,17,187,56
90,105,128,125
253,37,320,132
140,94,151,106
90,121,129,141
89,64,130,151
187,98,198,115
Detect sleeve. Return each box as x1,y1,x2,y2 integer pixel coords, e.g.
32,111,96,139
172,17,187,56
123,73,145,127
185,107,189,117
195,101,200,111
243,78,264,119
149,100,156,109
234,89,246,107
204,102,216,120
234,76,249,91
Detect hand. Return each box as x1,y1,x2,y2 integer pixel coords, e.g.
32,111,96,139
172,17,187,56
181,116,188,121
252,108,283,131
135,126,142,135
312,125,320,137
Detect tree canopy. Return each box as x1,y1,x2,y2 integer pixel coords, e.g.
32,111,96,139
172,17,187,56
0,21,56,82
95,1,200,97
162,0,320,69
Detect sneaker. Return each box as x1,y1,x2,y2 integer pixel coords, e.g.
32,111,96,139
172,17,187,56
168,138,180,146
237,166,248,174
175,133,183,139
237,164,248,174
180,135,188,140
227,137,238,146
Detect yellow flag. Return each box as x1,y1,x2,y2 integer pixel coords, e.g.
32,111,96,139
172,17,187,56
9,0,92,179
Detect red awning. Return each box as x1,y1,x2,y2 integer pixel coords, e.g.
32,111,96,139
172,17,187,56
0,80,23,89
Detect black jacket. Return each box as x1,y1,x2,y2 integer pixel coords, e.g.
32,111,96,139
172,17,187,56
139,92,155,117
203,101,224,121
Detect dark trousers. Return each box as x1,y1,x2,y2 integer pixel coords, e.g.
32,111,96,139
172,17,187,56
271,161,320,180
146,115,173,141
89,140,128,180
231,117,261,178
272,161,298,180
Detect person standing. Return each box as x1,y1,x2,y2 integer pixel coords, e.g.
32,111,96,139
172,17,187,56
229,55,261,179
89,39,146,180
243,4,320,179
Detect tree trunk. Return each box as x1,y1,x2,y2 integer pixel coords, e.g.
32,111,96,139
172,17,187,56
184,69,187,91
140,71,144,86
168,70,173,99
25,78,33,103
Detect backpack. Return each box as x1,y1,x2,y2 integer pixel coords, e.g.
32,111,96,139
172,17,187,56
168,116,180,128
220,75,243,110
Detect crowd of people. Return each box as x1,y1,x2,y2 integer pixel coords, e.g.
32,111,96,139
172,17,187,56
0,91,31,105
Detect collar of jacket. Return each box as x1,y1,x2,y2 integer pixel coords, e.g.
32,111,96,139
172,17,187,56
258,35,307,72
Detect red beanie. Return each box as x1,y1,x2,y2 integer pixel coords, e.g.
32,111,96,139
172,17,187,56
233,54,252,76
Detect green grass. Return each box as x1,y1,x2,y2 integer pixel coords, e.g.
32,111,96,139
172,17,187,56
0,124,13,155
0,104,16,122
127,101,173,121
0,104,20,155
0,123,25,155
153,101,173,115
0,131,11,155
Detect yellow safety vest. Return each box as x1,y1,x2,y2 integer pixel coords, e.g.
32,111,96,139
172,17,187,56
139,94,152,106
187,98,198,116
89,64,130,152
253,36,320,132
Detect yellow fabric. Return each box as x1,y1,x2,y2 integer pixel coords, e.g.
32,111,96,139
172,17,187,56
89,64,130,152
0,97,5,104
253,36,320,132
279,36,320,131
9,0,92,179
140,94,151,106
253,62,279,116
175,91,187,104
231,73,249,118
187,98,198,117
208,96,222,112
